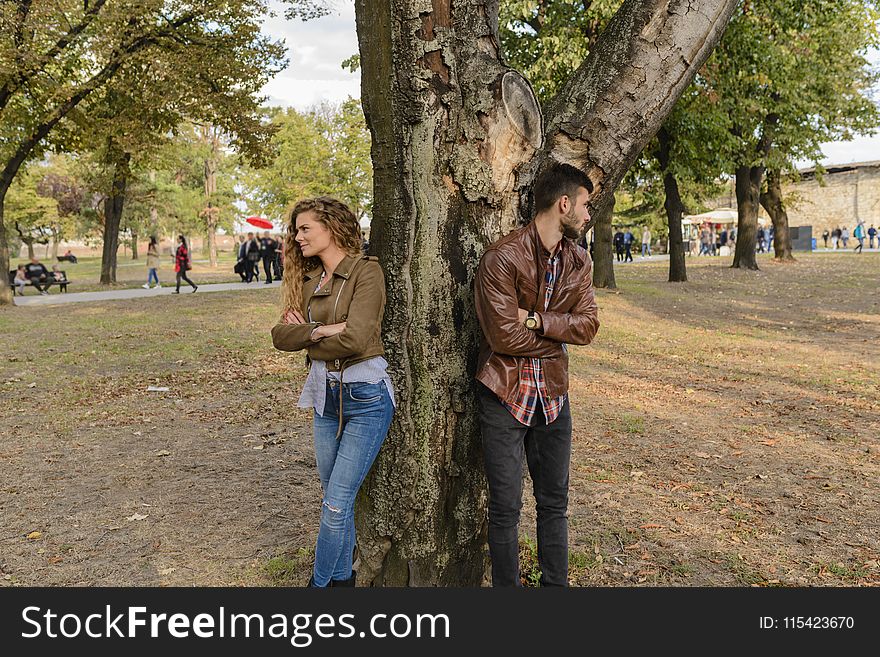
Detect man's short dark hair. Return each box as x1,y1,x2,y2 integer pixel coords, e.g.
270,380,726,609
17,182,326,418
533,163,594,214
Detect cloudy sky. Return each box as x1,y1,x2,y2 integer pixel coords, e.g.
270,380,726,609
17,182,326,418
262,1,880,167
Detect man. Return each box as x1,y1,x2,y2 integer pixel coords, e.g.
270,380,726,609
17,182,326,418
822,228,830,249
25,257,50,295
243,232,261,283
868,224,877,249
613,228,624,262
474,162,600,587
853,221,865,254
623,228,634,262
259,230,277,284
235,235,248,281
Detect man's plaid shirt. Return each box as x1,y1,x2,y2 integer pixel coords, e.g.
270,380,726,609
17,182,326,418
503,248,566,426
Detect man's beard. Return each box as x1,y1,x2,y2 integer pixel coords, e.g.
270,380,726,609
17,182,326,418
562,208,583,240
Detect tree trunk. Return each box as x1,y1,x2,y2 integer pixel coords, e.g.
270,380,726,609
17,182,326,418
203,127,219,267
51,228,60,262
131,232,139,260
25,239,35,260
732,164,762,270
760,169,794,262
0,191,10,305
655,126,687,282
591,195,617,289
353,0,739,586
99,151,132,285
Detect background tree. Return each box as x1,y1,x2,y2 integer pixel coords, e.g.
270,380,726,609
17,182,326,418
707,0,880,269
352,0,740,585
0,0,296,301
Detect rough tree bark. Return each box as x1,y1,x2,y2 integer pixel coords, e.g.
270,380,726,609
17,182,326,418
99,151,132,285
760,168,794,261
655,126,687,282
203,127,220,267
732,164,762,270
352,0,739,585
131,232,139,260
591,195,617,289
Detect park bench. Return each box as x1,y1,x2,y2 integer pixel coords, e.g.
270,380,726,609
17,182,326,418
7,269,71,294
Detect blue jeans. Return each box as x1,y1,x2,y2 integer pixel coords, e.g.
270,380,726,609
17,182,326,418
147,268,159,285
312,380,393,586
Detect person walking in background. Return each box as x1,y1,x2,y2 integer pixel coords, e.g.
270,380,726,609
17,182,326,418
243,232,261,283
623,229,634,262
641,226,652,257
613,229,624,262
841,226,850,248
235,235,248,282
869,224,877,249
271,196,395,588
822,228,830,249
767,225,775,254
143,236,161,288
756,227,766,253
853,221,865,254
260,230,277,284
272,234,284,280
173,235,198,294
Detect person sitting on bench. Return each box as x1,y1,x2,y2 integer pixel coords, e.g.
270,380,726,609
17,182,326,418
25,257,50,295
13,265,28,296
51,265,69,291
58,249,78,263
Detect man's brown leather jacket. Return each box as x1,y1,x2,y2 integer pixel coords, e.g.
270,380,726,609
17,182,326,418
474,221,600,403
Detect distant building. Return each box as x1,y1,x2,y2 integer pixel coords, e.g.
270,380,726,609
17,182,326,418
707,161,880,237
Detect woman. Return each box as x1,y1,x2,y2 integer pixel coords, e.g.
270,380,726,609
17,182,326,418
13,265,28,296
143,236,161,288
271,197,394,588
173,235,198,294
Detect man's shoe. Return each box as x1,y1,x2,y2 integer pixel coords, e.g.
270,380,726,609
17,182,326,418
192,286,198,293
173,290,180,294
142,283,151,289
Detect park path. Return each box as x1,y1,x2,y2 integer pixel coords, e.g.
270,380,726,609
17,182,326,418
13,280,281,307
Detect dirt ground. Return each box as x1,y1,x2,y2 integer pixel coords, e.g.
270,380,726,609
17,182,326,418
1,252,878,586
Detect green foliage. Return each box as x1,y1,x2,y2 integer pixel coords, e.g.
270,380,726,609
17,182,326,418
499,0,621,105
243,98,373,221
708,0,880,171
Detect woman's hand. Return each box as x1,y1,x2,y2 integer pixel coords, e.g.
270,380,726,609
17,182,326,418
310,322,347,340
283,309,305,325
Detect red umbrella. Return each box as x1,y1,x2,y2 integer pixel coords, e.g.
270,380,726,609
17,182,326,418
246,216,273,230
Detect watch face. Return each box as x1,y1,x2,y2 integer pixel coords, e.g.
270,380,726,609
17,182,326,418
525,317,537,329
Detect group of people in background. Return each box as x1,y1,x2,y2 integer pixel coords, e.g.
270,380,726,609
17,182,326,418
12,258,68,296
142,235,198,293
236,231,283,284
822,223,875,253
612,227,654,262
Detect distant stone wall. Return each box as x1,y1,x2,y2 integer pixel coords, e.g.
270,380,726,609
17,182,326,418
705,163,880,239
784,164,880,237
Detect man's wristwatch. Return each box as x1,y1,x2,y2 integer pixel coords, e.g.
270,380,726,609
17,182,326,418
524,311,538,330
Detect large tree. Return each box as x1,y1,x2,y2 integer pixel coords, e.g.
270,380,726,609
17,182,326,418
351,0,739,585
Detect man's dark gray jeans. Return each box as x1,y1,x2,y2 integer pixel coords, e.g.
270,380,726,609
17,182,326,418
478,383,572,587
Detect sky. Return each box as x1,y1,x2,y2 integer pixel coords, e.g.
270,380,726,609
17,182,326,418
261,1,880,168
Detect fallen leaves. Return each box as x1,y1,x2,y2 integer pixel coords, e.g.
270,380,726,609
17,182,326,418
125,513,148,522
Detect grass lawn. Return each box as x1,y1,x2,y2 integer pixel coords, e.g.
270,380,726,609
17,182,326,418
0,251,877,586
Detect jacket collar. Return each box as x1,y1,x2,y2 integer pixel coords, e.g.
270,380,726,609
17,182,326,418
304,253,360,282
527,220,586,270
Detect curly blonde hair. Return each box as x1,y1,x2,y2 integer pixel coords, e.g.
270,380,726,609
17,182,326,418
280,197,363,312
